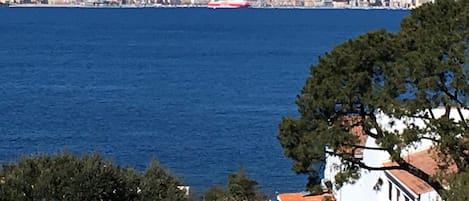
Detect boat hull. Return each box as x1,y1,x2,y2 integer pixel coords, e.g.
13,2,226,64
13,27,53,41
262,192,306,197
207,0,250,8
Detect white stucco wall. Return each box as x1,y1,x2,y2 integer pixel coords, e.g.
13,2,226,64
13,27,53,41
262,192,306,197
324,137,391,201
324,154,340,183
375,107,469,155
377,171,389,201
380,175,412,201
379,172,441,201
333,169,382,201
420,190,441,201
380,170,422,201
324,108,468,201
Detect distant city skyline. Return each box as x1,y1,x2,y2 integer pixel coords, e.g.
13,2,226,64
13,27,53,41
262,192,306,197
1,0,434,9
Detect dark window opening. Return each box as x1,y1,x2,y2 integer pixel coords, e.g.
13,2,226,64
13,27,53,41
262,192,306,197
396,188,400,201
388,181,392,201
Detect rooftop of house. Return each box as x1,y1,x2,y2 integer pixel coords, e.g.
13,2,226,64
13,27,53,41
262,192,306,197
338,116,368,158
383,148,458,195
350,123,367,157
277,192,336,201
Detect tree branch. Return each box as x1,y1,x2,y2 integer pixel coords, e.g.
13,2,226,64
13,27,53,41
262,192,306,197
456,107,468,129
324,150,401,171
421,136,441,143
354,160,401,171
394,158,445,193
363,128,379,139
407,114,433,120
366,113,385,139
340,144,389,151
429,109,436,119
440,84,466,107
326,147,446,193
437,75,468,120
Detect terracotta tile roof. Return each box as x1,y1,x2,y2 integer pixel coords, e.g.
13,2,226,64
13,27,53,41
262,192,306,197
351,124,367,156
277,193,336,201
337,116,368,158
383,148,458,195
385,168,434,195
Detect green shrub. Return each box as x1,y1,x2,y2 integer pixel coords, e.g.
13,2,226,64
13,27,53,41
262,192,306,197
0,152,186,201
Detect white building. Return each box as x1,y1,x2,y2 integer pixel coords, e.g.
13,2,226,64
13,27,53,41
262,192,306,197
324,116,390,201
387,0,434,8
379,148,457,201
324,107,467,201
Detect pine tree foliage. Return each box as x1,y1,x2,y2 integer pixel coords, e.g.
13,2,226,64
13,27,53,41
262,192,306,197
278,0,468,196
0,152,187,201
442,168,469,201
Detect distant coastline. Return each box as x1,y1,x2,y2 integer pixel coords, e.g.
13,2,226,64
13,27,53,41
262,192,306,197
6,3,204,7
5,3,411,10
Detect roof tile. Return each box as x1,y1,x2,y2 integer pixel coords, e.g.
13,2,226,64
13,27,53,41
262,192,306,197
384,148,458,195
277,193,335,201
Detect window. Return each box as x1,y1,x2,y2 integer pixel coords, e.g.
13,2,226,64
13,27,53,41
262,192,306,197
388,181,392,201
396,188,400,201
404,196,409,201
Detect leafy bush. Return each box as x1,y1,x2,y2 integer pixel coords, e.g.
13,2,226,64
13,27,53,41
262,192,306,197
204,168,268,201
0,152,187,201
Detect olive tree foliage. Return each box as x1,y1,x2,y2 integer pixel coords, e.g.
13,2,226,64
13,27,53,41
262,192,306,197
0,152,187,201
278,0,468,195
204,168,268,201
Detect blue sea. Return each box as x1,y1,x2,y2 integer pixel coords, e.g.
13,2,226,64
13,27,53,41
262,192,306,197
0,7,407,196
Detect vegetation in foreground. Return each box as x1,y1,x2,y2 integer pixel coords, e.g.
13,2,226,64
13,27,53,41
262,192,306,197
278,0,468,199
204,168,268,201
0,152,186,201
0,152,267,201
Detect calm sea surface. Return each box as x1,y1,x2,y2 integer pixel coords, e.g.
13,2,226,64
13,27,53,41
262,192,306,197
0,7,407,196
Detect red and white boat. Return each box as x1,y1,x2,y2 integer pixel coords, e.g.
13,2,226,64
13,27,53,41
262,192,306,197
207,0,251,8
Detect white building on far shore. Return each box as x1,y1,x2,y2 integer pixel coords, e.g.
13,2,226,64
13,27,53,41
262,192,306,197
388,0,434,8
